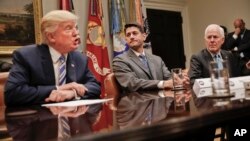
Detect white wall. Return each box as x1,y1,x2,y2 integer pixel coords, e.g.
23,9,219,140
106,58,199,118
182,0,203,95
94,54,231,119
187,0,250,56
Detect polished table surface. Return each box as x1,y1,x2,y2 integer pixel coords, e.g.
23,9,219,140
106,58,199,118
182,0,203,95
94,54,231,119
1,88,250,141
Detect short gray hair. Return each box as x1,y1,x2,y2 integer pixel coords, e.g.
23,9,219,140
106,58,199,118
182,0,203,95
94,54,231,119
204,24,224,38
41,10,78,43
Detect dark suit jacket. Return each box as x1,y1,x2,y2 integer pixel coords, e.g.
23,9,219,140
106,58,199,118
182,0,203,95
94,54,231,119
189,49,240,85
112,49,171,92
225,29,250,59
4,44,100,106
5,104,102,141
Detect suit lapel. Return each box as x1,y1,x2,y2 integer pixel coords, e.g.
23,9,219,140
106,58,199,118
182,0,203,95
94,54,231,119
128,49,152,79
39,45,56,84
220,50,229,60
39,45,77,84
66,53,77,82
145,53,157,79
204,49,214,63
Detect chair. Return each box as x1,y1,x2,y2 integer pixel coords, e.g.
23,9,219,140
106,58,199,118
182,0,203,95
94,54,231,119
0,72,9,139
0,72,9,106
214,127,226,141
0,61,12,72
104,73,121,110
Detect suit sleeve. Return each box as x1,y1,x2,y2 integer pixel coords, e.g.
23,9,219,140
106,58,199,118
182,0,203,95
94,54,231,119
225,33,237,50
4,50,56,106
225,31,250,53
189,54,204,86
79,62,101,99
71,52,100,99
112,56,162,92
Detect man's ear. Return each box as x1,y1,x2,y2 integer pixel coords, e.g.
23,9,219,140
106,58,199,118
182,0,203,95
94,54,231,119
46,32,56,43
221,37,225,44
142,33,147,41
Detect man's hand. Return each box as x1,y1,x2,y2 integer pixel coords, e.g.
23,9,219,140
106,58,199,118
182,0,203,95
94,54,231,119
57,82,88,97
163,70,190,89
47,106,89,117
45,89,75,102
182,73,190,89
163,79,173,89
246,60,250,69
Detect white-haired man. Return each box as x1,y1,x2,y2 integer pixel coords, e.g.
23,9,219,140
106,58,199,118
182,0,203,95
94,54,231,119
5,10,100,106
189,24,240,85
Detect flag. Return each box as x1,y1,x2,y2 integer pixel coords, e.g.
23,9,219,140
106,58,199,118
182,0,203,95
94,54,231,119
135,0,143,25
129,0,151,49
86,0,112,131
59,0,74,12
139,0,151,48
110,0,128,57
128,0,143,25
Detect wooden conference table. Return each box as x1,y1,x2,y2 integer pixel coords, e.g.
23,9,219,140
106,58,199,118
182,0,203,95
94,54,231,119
1,88,250,141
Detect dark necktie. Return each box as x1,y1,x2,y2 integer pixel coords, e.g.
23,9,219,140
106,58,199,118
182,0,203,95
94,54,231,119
139,55,150,70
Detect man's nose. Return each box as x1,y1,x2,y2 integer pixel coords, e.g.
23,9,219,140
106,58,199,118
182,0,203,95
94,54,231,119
73,28,79,36
128,34,135,38
210,37,215,41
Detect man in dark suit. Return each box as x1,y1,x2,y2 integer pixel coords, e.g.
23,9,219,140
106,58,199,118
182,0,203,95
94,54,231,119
225,18,250,58
112,22,190,92
225,18,250,75
189,24,240,85
4,10,100,106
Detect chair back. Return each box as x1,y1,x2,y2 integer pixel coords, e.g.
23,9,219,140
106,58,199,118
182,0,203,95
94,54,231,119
104,73,121,110
0,72,9,106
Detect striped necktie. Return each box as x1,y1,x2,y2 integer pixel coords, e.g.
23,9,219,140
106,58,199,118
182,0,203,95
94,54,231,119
58,115,71,139
57,55,71,139
59,55,66,85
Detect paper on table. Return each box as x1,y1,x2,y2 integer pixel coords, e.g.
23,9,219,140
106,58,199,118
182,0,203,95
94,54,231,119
42,98,113,107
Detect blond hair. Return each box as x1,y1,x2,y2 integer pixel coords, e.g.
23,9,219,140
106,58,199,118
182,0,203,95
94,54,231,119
41,10,78,43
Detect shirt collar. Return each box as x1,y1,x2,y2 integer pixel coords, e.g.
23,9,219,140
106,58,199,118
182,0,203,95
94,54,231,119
49,46,68,63
207,49,221,58
131,49,146,57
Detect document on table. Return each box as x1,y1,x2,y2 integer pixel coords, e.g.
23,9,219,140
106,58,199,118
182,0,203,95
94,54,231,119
42,98,113,107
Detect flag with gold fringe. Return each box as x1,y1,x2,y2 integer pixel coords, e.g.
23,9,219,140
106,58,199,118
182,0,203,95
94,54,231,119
86,0,113,131
129,0,151,49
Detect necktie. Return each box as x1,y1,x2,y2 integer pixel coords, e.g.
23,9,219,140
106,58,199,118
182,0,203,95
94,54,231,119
59,55,66,85
139,55,150,69
57,55,71,139
214,54,223,69
58,115,71,139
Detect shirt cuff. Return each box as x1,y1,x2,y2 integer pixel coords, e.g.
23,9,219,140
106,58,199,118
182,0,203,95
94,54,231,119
157,81,164,89
233,47,238,51
158,90,165,97
233,34,238,39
